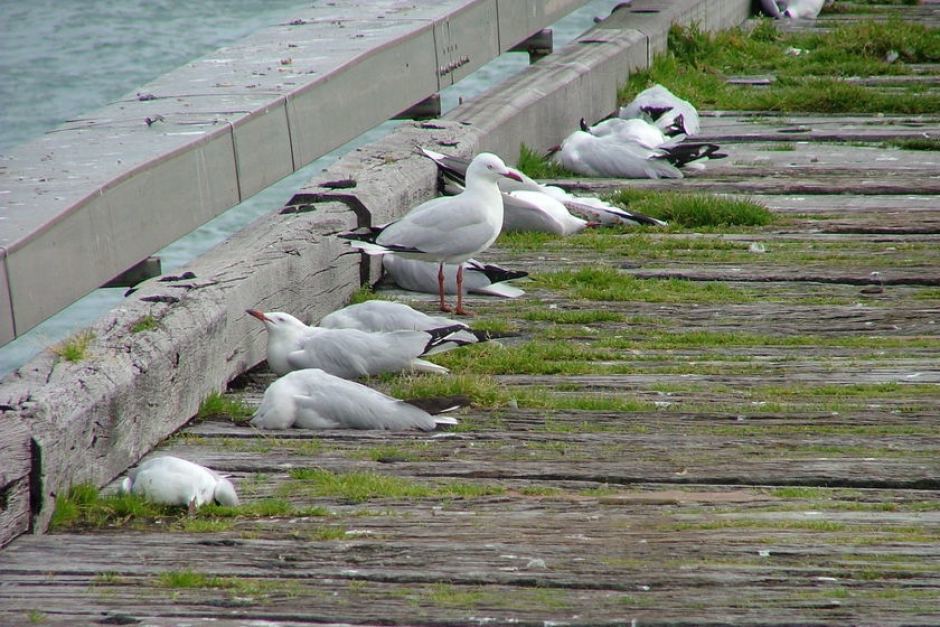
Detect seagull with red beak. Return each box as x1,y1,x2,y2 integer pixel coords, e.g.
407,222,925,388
340,152,523,315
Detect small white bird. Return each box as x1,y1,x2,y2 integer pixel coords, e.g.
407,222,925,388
382,256,528,299
340,152,523,315
760,0,826,18
619,84,701,137
251,368,459,431
119,456,239,513
247,309,457,378
319,299,484,347
420,147,666,227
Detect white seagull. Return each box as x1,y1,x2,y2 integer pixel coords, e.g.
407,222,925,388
319,299,485,346
619,84,701,137
555,130,683,179
119,456,239,513
247,309,457,378
503,190,593,235
760,0,826,18
555,128,725,179
340,152,523,315
420,147,666,227
383,256,528,299
581,117,682,149
250,368,459,431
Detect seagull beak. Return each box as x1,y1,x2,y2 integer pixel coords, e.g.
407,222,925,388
503,168,524,182
245,309,268,322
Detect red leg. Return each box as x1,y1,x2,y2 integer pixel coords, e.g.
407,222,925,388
454,264,473,316
437,263,452,312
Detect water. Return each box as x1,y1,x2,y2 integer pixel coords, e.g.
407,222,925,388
0,0,621,376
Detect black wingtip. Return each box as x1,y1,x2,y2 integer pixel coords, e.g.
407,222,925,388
579,118,589,132
473,264,529,283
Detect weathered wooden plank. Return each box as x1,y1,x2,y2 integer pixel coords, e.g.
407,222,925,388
0,415,32,549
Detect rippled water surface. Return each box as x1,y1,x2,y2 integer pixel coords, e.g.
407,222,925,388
0,0,620,375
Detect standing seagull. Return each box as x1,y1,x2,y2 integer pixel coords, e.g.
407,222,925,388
251,368,459,431
340,152,523,315
246,309,461,378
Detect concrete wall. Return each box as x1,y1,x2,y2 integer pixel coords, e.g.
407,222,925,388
0,0,594,347
0,0,753,548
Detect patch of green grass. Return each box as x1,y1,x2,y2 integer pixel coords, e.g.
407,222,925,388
131,315,159,333
52,329,95,363
50,484,172,530
201,498,329,518
770,486,829,499
885,138,940,151
621,20,940,115
384,373,521,409
26,610,46,624
176,518,234,533
521,308,625,324
354,443,439,463
281,468,504,502
197,392,253,423
312,525,348,541
517,143,578,179
533,266,755,304
608,189,774,228
760,142,796,151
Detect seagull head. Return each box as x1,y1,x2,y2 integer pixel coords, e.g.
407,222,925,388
246,309,308,334
467,152,524,184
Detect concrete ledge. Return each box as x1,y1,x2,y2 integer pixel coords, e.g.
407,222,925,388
0,0,594,346
0,0,752,548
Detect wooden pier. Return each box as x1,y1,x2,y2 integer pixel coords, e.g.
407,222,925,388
1,2,938,625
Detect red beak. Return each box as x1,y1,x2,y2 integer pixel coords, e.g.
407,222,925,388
246,309,268,322
503,169,524,182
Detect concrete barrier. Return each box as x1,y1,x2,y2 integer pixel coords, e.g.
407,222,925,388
0,0,595,347
0,0,752,548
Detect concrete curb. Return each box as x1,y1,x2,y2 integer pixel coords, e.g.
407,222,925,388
0,0,752,548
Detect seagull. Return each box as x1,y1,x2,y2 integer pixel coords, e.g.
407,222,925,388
246,309,460,378
250,368,459,431
503,190,593,235
319,299,488,346
339,152,523,315
619,84,701,137
555,129,725,179
760,0,826,18
581,117,683,149
383,256,528,298
420,147,666,227
119,456,239,514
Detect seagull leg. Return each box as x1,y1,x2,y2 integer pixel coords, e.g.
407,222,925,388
454,265,473,316
437,263,452,312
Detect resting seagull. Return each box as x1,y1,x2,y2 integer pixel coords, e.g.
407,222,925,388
619,84,701,137
247,309,463,378
319,299,488,345
119,456,239,514
340,152,523,315
251,368,459,431
382,256,528,299
420,147,665,227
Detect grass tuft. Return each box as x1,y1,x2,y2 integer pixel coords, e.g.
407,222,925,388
609,189,774,228
621,20,940,115
281,468,504,502
52,330,95,363
517,144,578,179
197,391,253,423
131,315,159,333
